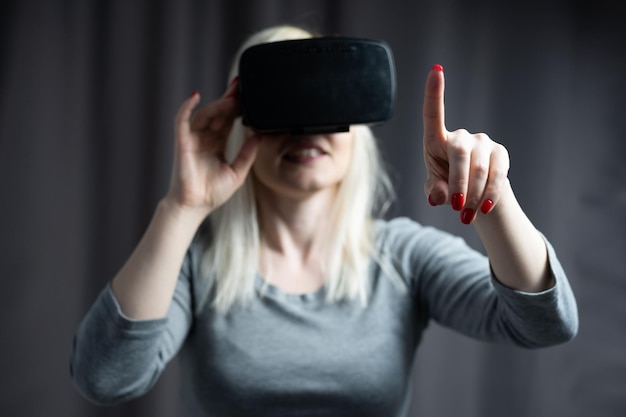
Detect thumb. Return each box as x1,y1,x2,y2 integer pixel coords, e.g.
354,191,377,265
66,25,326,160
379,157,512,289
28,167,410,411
230,134,262,183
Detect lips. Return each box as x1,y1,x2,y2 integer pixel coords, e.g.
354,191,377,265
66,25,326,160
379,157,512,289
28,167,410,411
281,141,328,162
285,148,323,158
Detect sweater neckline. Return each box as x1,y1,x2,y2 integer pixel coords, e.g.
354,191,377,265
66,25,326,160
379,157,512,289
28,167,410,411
254,273,326,303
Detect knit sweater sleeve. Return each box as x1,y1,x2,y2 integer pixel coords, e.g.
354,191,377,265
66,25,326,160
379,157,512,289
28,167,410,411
380,217,578,348
69,250,196,405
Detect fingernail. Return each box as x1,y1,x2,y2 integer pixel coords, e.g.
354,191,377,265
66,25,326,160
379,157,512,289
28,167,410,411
480,199,494,214
225,78,239,99
432,64,444,72
451,193,465,211
428,194,438,206
224,76,239,98
461,208,475,225
189,90,199,98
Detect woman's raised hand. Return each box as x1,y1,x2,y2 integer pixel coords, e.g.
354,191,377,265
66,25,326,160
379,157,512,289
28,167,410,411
422,65,510,225
166,79,261,218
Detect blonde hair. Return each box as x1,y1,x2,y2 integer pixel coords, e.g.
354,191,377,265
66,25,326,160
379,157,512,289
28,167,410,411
202,25,398,313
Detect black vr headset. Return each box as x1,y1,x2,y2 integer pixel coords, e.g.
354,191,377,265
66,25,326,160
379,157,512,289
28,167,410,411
238,37,396,135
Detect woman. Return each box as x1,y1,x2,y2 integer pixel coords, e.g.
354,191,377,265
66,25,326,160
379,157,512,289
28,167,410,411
70,25,578,416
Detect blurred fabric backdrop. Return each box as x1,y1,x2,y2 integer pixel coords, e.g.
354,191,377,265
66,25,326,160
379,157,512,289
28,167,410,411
1,0,624,416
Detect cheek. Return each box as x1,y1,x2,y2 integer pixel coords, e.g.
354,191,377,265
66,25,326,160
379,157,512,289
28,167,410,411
250,144,279,181
336,137,355,174
251,151,269,177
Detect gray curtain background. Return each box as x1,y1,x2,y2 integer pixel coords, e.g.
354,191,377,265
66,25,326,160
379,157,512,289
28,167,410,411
1,0,624,416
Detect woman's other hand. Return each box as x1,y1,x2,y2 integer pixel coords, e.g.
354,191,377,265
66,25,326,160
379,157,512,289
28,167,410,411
166,78,261,218
422,65,510,225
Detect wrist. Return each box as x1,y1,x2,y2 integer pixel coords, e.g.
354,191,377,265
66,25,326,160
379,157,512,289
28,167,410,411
158,196,211,229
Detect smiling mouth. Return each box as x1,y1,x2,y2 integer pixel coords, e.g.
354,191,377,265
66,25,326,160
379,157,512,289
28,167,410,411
283,147,325,162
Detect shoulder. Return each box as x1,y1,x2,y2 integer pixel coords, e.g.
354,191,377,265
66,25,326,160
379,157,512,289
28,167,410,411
373,216,461,251
189,219,212,256
177,220,214,312
372,216,482,278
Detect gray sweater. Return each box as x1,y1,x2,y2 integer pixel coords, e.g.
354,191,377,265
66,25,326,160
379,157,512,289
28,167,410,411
70,217,578,416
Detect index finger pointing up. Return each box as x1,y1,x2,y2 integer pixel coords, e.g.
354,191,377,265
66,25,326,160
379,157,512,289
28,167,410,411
423,64,447,139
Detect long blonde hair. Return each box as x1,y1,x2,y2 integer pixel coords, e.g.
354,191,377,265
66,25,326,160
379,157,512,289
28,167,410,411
202,25,398,313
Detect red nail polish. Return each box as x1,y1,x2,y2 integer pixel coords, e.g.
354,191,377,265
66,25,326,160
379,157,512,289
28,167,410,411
189,90,199,98
461,208,475,225
451,193,465,211
428,194,438,206
432,64,444,72
224,77,239,99
480,199,494,214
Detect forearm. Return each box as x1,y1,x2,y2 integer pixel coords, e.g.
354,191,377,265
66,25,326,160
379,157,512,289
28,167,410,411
111,198,208,319
474,181,555,293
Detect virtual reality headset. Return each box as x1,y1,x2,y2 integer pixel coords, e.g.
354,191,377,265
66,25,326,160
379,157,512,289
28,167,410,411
238,37,396,135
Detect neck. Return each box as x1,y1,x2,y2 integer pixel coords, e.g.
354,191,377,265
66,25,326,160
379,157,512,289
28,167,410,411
255,187,336,262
